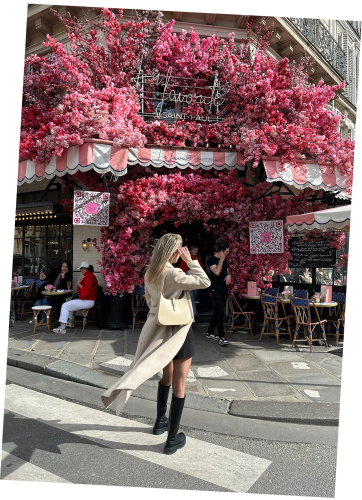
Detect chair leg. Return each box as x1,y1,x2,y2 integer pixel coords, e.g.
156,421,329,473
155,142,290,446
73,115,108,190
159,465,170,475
33,311,38,334
292,328,298,349
71,313,75,328
336,321,340,346
133,312,136,330
260,318,267,341
82,310,87,332
248,315,253,336
275,322,279,345
308,329,313,352
321,325,328,348
46,310,50,332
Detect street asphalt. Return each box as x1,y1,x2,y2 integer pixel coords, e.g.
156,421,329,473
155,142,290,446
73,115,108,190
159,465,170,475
6,318,343,426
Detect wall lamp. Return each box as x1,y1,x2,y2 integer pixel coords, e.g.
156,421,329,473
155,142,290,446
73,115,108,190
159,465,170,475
82,238,91,251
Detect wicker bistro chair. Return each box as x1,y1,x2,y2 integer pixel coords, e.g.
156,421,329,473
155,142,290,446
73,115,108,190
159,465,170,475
17,279,36,317
70,309,91,332
293,289,308,299
227,292,254,336
325,292,346,346
264,287,279,297
290,298,328,352
132,286,149,330
260,295,292,345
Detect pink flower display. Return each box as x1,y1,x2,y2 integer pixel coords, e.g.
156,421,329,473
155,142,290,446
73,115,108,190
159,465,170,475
76,170,327,295
20,9,354,194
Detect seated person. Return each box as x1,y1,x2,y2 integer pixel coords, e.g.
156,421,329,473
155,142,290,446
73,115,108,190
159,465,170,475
53,261,98,333
299,268,312,283
316,268,332,285
33,261,72,324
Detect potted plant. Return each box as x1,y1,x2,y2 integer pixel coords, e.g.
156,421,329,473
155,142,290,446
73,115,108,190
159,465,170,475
281,290,291,300
312,292,322,303
45,284,55,292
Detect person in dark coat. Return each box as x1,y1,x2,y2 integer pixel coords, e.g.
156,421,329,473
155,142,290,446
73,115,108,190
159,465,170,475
33,261,72,323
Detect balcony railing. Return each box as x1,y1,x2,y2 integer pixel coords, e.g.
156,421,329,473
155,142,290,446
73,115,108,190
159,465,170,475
347,21,361,38
288,18,347,81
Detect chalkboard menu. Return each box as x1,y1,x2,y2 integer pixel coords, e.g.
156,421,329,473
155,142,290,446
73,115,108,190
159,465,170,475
288,237,336,268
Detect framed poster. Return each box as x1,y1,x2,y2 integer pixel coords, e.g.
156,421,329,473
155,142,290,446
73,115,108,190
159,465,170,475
73,191,110,227
249,220,284,254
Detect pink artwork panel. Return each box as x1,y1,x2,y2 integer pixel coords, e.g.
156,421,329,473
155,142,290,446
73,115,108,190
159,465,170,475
86,203,98,214
261,232,272,243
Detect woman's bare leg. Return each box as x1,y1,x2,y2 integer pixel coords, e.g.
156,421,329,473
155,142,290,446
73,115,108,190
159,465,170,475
161,360,173,386
172,358,192,398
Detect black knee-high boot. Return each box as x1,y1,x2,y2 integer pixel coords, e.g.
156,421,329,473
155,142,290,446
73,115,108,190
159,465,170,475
153,381,171,435
163,394,186,455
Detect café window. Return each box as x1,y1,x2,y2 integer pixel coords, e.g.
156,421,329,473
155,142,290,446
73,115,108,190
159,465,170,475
13,223,72,278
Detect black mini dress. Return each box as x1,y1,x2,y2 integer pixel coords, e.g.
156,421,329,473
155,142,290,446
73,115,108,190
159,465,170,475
173,325,195,359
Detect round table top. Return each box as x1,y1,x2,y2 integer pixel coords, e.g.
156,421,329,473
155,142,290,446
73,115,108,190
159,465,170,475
310,301,338,307
11,285,30,291
42,289,73,296
241,294,261,299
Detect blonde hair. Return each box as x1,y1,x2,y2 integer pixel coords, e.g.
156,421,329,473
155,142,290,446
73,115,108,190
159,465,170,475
145,233,183,285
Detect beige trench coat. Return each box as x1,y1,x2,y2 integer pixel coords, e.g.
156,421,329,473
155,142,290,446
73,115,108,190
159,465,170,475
101,260,211,415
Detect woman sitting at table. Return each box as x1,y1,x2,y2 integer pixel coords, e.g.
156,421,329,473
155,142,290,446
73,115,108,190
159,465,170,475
53,261,98,333
33,260,72,324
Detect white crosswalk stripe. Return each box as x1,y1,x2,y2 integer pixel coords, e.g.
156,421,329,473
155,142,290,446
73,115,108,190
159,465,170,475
4,384,272,492
1,450,70,483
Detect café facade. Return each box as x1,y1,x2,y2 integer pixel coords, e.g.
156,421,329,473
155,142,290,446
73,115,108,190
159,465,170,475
15,140,350,299
15,9,352,301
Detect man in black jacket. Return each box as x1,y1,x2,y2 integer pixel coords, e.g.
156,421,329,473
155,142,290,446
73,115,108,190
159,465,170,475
33,261,72,324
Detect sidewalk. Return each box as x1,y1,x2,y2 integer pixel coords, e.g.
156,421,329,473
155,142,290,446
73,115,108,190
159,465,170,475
7,319,342,425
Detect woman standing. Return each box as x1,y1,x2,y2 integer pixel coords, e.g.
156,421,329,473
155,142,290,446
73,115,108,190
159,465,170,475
179,244,204,320
101,234,210,455
33,261,72,323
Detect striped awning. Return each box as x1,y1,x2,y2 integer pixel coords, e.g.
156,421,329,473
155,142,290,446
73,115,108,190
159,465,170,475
18,140,245,185
286,205,351,233
262,156,350,198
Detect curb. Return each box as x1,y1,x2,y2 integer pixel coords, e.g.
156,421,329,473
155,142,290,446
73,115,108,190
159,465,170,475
7,348,340,425
229,400,340,426
7,348,229,415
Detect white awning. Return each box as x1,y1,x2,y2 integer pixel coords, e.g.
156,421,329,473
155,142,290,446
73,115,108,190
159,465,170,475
18,141,246,185
286,205,351,233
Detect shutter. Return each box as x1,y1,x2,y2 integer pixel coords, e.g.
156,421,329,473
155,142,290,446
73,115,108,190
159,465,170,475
341,32,349,97
351,47,357,105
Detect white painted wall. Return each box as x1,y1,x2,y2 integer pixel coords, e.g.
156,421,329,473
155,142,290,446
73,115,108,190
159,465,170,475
72,224,105,287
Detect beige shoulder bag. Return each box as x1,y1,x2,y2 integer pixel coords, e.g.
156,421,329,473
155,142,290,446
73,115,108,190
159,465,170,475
155,269,192,326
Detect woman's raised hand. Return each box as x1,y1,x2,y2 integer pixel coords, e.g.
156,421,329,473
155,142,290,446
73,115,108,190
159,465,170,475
178,246,192,263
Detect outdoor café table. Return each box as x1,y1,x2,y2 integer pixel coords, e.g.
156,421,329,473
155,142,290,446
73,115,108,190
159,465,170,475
41,289,73,321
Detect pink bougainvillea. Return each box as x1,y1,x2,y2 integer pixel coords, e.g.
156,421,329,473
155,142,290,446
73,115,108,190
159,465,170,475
20,8,354,194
